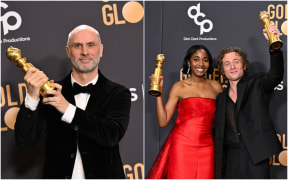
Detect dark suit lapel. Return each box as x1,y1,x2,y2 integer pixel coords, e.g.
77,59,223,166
60,73,76,105
236,73,249,114
218,88,228,140
85,71,108,113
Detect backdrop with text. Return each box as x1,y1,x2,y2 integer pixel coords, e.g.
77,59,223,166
145,1,287,178
1,1,143,179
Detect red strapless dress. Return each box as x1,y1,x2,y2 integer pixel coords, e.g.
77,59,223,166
147,97,216,179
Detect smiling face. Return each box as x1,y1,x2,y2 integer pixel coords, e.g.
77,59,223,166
222,52,246,82
187,49,209,78
66,27,103,74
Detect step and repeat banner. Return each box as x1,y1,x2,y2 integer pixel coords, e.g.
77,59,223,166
1,0,287,179
1,1,143,179
145,1,287,179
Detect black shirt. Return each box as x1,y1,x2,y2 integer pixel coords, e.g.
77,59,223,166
224,95,239,143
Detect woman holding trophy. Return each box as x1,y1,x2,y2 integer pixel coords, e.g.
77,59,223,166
147,45,222,179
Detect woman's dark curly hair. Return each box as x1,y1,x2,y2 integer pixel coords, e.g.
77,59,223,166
182,45,213,75
217,47,249,73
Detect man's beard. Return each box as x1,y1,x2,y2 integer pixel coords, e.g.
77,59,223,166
70,53,101,73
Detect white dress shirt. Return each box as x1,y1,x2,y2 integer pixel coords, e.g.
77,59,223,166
25,73,99,179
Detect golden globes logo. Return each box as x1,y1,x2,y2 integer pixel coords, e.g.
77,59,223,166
268,4,287,36
270,134,287,166
1,83,27,131
124,163,144,179
102,1,143,26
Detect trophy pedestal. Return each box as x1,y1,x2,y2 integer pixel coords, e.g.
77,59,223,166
149,84,161,97
270,41,282,50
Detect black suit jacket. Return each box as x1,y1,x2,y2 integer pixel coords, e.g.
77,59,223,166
214,50,284,178
15,71,131,179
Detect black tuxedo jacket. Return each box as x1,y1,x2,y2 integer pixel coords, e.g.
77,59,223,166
15,71,131,179
214,50,284,178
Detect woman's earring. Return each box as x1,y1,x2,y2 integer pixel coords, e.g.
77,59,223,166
187,66,190,74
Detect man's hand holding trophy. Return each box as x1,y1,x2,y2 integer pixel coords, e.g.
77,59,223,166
259,11,282,50
6,46,55,98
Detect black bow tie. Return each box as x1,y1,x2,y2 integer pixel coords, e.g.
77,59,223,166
72,83,94,95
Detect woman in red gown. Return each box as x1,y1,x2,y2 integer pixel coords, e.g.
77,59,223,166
147,45,222,179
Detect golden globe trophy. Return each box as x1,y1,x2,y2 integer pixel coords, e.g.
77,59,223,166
6,46,54,97
259,11,282,50
149,54,165,97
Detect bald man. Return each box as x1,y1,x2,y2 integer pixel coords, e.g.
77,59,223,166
15,25,131,179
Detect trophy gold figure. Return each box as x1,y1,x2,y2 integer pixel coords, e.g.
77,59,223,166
6,46,54,97
149,54,165,97
259,11,282,50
